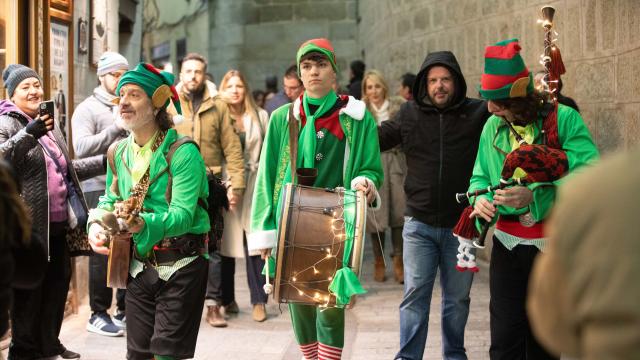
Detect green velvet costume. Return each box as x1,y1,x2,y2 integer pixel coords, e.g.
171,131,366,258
248,93,383,350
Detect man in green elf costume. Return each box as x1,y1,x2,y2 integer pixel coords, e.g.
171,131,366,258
86,63,210,360
248,38,383,359
469,39,598,360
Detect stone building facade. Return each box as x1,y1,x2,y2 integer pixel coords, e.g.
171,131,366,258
359,0,640,259
359,0,640,154
143,0,359,91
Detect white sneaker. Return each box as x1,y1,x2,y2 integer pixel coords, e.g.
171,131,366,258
86,312,124,337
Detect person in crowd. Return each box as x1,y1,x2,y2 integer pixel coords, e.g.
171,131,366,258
0,160,33,360
172,52,244,328
398,72,416,101
176,61,217,98
533,70,580,112
469,39,598,360
264,64,304,115
361,69,406,283
264,75,279,103
378,50,490,360
71,51,129,337
528,146,640,360
218,70,270,323
1,64,104,360
252,89,266,109
249,38,383,360
87,63,210,360
348,60,365,99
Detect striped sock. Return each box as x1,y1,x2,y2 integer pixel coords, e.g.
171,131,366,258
318,343,342,360
299,341,318,360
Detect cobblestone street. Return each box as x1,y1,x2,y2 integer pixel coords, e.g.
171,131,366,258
3,246,490,359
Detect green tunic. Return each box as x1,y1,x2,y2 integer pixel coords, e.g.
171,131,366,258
468,104,599,249
88,129,210,279
247,96,383,252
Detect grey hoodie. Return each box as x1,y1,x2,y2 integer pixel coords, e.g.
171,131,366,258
71,86,127,192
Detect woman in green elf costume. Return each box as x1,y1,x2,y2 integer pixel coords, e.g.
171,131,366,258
248,38,383,359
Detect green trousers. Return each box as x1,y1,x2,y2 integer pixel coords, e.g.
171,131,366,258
289,303,345,348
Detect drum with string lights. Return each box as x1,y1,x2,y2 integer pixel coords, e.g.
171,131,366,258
273,184,367,307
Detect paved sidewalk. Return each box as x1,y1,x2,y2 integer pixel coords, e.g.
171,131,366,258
2,247,490,359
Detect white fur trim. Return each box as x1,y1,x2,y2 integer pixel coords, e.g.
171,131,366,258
247,230,277,252
339,96,366,120
293,97,302,120
350,176,382,209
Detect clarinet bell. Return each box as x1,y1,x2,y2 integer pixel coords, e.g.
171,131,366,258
541,6,555,23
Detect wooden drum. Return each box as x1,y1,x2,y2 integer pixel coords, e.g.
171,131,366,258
273,184,367,307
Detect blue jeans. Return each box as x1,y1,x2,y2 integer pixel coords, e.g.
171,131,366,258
395,217,474,360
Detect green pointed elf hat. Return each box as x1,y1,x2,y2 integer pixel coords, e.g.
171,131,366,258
479,38,534,100
115,63,182,115
296,38,338,75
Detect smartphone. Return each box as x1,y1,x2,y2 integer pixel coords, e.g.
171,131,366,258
39,100,55,118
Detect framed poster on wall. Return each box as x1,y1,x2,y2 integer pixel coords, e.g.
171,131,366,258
50,20,70,141
91,0,108,66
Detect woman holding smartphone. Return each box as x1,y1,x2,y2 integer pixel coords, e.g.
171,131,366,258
0,64,104,360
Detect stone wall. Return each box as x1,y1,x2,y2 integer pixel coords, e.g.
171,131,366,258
144,0,359,92
359,0,640,260
210,0,359,89
359,0,640,154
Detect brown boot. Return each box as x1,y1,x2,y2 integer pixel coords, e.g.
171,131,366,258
374,256,386,282
252,304,267,322
206,305,227,327
393,255,404,284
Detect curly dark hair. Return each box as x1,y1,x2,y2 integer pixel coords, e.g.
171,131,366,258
155,108,174,131
490,91,547,125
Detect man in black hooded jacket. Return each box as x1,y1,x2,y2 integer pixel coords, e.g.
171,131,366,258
379,51,490,360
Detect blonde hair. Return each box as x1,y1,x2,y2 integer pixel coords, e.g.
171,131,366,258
219,70,260,125
361,69,389,112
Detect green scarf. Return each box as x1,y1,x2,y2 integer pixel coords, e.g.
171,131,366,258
299,90,338,168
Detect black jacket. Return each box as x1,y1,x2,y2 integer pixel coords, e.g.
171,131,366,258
0,109,104,258
379,51,490,227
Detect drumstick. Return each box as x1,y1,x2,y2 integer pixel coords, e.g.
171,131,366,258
263,257,273,295
371,209,387,268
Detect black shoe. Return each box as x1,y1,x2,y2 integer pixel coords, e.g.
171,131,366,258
60,349,81,359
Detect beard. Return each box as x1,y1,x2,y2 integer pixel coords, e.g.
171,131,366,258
119,105,155,132
184,81,204,94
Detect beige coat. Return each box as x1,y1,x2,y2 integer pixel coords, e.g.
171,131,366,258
172,82,245,192
528,146,640,360
366,96,407,233
220,108,269,258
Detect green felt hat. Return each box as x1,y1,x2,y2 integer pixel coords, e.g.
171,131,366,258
296,38,338,75
479,38,534,100
115,63,182,114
